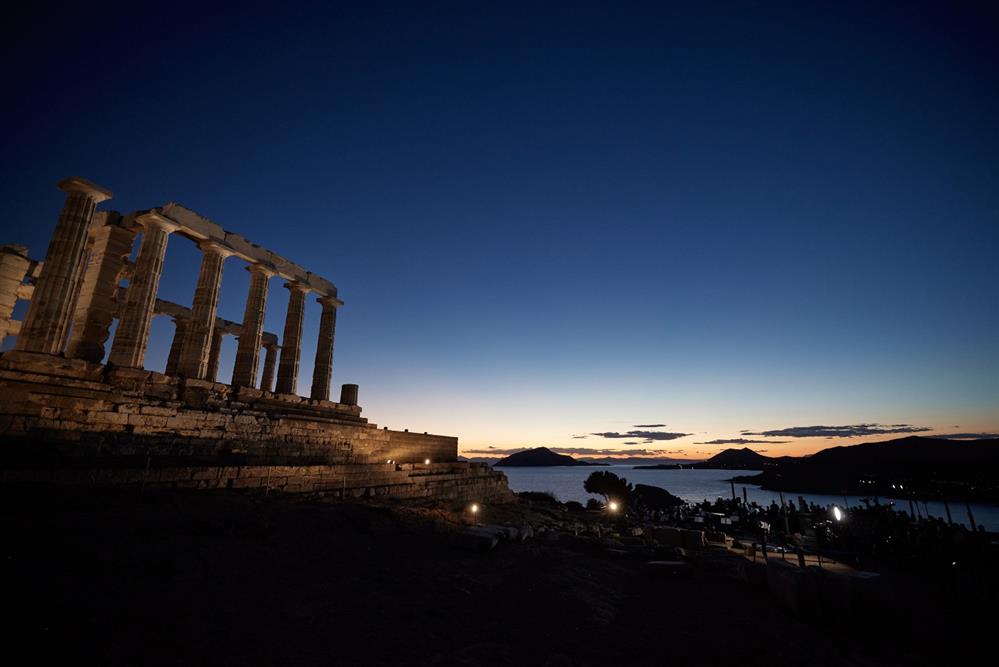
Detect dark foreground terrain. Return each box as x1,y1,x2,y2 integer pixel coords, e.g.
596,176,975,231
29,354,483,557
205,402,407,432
2,487,992,666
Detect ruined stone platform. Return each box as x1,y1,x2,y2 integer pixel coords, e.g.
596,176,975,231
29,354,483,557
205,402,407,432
0,352,513,503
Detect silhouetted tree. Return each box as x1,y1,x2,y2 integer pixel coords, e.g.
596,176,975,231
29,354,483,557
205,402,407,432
583,471,633,504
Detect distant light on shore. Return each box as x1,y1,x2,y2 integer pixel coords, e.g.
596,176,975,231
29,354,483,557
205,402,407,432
470,503,479,514
608,501,619,512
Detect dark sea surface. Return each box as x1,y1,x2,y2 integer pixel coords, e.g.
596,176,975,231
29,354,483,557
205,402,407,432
500,465,999,531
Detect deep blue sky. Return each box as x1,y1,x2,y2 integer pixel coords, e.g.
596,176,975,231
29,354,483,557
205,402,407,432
3,1,997,456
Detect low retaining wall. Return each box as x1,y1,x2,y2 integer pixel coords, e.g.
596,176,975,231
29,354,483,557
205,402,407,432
1,461,515,503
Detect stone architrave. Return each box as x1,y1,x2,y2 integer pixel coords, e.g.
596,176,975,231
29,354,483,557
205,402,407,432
275,282,309,395
260,342,278,392
16,177,112,354
177,241,230,378
232,264,273,387
164,317,189,376
65,214,137,361
310,295,342,400
107,212,177,368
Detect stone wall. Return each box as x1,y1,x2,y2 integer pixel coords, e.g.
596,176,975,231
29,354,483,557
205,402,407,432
1,461,514,504
0,351,456,467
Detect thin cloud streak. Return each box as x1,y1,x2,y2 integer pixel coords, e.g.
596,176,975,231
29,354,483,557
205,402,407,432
742,424,932,438
696,438,790,445
591,430,690,441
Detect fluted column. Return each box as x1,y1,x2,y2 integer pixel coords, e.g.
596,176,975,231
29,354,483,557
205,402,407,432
66,214,137,361
206,328,224,382
260,342,278,392
164,317,189,376
275,282,309,395
177,241,230,378
16,177,112,354
108,212,177,368
310,295,342,400
232,264,273,387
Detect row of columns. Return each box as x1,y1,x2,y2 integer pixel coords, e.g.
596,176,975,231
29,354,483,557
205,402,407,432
166,318,281,389
15,179,344,401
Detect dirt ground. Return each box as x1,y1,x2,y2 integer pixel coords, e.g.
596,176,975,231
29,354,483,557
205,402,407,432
0,487,988,666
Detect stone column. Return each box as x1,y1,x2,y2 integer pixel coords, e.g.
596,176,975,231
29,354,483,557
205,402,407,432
0,245,32,346
232,265,273,387
275,282,309,395
108,212,177,368
16,177,113,355
339,383,358,406
260,342,278,392
60,241,92,353
206,328,225,382
65,214,137,361
310,295,342,400
177,241,230,378
164,317,189,376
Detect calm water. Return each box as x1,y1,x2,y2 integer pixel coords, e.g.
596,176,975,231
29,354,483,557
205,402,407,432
500,465,999,532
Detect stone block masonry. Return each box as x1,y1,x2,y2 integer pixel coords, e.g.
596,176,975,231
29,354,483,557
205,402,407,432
0,351,448,466
0,346,512,503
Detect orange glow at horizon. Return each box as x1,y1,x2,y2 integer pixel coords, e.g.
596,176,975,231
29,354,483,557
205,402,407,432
456,421,999,460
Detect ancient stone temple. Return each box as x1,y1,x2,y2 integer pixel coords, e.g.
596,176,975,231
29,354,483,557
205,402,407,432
0,177,511,502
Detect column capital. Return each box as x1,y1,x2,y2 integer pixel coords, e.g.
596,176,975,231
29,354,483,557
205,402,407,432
285,281,311,293
198,240,234,258
57,177,113,203
136,211,180,234
245,263,276,278
317,295,344,309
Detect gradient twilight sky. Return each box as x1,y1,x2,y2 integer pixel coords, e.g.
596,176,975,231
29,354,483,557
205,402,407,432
2,2,997,458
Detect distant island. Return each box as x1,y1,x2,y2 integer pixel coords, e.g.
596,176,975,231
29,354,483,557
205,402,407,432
633,448,784,470
493,447,604,467
691,447,795,470
729,436,999,501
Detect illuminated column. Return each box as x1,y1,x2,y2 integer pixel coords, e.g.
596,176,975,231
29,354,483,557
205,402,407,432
177,241,230,378
206,328,224,382
310,295,341,400
108,212,177,368
16,177,112,354
0,246,31,346
65,215,137,362
164,317,189,376
232,264,273,387
260,342,278,392
274,282,309,395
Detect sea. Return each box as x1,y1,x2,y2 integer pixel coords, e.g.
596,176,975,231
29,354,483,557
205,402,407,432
500,465,999,532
